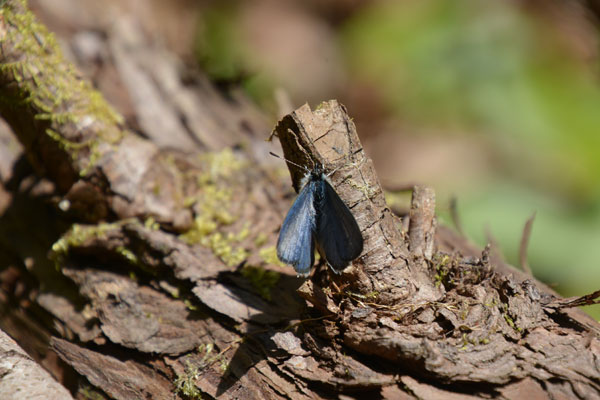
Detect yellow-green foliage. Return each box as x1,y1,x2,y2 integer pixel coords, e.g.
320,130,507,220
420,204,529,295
174,343,228,398
205,231,249,267
258,245,285,267
347,176,377,200
254,232,268,247
115,245,138,265
0,0,124,175
180,149,253,267
240,265,280,301
78,383,106,400
346,290,380,301
51,223,114,257
144,217,160,230
51,220,138,268
174,360,203,399
434,254,450,287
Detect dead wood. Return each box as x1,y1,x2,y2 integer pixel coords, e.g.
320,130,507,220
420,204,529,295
0,1,599,399
0,329,74,400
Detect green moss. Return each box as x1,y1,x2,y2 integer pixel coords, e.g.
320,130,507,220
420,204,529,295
241,265,280,301
179,149,253,267
435,271,445,287
174,360,203,399
484,298,498,308
503,313,515,328
346,290,380,301
51,220,139,268
79,140,101,177
51,223,114,257
254,233,268,247
0,0,125,176
116,245,138,265
144,217,160,230
315,101,327,111
184,299,198,311
78,383,107,400
459,302,469,320
499,302,523,333
347,177,378,200
365,291,380,300
174,342,230,398
434,254,450,288
45,128,86,150
258,245,285,267
216,233,250,266
459,333,469,350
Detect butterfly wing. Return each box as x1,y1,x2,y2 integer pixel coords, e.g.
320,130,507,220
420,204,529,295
315,178,363,273
277,180,317,276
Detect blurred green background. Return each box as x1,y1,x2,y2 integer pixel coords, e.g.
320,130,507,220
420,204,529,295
193,0,600,318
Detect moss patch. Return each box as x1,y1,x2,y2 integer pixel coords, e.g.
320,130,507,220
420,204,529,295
50,220,138,268
240,265,280,301
0,0,125,176
180,149,253,267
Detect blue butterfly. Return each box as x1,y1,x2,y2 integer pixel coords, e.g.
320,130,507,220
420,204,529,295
276,160,363,277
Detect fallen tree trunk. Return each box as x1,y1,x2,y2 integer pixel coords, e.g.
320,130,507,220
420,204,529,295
1,1,599,399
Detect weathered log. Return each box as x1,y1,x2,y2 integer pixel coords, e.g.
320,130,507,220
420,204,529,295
0,1,599,399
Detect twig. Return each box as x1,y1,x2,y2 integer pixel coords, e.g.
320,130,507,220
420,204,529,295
519,212,536,276
484,224,504,264
545,289,600,309
284,314,336,331
449,196,464,236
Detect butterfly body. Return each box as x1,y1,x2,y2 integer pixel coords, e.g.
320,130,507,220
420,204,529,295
277,168,363,277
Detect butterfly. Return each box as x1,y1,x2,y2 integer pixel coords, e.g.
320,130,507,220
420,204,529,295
275,157,363,277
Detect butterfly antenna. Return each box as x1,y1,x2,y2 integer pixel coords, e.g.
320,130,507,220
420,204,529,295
326,163,345,178
269,152,310,173
325,153,362,177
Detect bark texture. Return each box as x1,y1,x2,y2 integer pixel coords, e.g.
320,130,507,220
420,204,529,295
0,1,599,399
0,329,74,400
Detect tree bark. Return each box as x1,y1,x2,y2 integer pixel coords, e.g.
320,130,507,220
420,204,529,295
1,1,599,399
